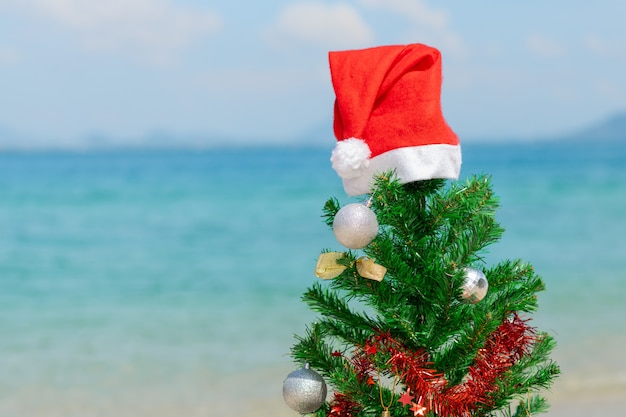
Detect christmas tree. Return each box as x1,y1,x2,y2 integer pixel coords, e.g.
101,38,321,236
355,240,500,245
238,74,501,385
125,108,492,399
282,44,559,417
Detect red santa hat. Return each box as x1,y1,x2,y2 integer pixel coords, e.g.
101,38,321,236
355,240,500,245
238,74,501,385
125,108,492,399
329,43,461,196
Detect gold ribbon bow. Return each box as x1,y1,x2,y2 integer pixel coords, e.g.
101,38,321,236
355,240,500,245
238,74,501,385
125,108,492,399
314,252,387,282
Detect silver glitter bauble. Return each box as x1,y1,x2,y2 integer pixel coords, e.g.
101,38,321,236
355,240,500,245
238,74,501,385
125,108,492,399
332,203,378,249
282,363,327,413
461,267,489,304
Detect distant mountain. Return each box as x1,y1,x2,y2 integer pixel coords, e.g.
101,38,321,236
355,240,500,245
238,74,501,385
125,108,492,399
552,112,626,143
302,112,626,146
0,129,234,151
2,111,625,151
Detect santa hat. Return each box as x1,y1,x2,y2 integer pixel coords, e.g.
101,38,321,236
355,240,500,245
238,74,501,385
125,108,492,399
329,43,461,196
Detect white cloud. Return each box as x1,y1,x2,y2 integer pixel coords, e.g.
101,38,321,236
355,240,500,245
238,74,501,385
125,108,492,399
11,0,222,65
361,0,447,29
525,34,566,57
195,67,324,95
268,2,374,49
359,0,466,58
582,34,626,58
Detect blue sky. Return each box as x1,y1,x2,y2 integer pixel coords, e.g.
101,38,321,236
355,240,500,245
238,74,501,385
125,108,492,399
1,0,625,148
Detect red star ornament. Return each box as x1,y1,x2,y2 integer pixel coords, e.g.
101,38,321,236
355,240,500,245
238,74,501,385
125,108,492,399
410,401,427,416
398,388,414,407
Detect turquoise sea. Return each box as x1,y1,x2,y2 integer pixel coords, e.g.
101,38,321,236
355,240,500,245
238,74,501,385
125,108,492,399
1,142,625,416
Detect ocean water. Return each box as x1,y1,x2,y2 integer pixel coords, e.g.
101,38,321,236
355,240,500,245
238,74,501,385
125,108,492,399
0,143,625,416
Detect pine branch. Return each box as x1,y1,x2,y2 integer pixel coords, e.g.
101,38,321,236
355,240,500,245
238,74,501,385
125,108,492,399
432,311,502,384
322,197,341,228
316,318,372,347
370,173,441,247
511,395,550,417
303,283,380,333
505,333,560,391
433,176,504,268
291,323,346,377
486,260,546,313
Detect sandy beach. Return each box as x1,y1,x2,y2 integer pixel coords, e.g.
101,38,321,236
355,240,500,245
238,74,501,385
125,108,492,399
3,359,623,417
1,342,624,417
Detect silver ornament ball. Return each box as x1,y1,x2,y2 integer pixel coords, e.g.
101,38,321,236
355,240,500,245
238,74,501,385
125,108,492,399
461,267,489,304
282,363,327,413
332,203,379,249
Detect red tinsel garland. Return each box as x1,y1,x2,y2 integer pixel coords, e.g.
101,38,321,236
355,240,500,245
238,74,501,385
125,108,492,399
327,313,536,417
327,393,362,417
438,313,536,416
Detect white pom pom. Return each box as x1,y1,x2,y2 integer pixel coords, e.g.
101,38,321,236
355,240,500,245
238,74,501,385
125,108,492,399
330,138,371,179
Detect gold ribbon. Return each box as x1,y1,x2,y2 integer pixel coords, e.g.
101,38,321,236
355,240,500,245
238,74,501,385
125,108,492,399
315,252,386,282
356,257,387,282
314,252,346,279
